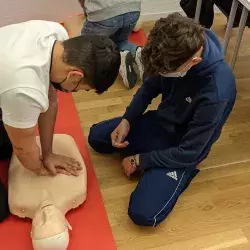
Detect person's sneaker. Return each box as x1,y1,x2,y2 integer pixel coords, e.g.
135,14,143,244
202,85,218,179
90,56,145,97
135,47,144,80
119,50,137,89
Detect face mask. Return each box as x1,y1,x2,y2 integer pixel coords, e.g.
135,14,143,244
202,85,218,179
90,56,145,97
160,71,187,78
160,56,199,78
51,78,81,93
51,78,68,92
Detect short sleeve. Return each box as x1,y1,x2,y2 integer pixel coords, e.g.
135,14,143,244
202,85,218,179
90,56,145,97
50,22,69,41
0,88,48,129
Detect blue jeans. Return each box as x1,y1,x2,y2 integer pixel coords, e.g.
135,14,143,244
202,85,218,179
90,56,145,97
88,111,199,226
81,12,140,56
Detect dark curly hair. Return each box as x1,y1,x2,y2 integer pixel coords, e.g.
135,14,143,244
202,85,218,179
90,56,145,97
142,12,205,75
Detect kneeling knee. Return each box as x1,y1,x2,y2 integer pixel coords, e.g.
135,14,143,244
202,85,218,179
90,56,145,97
128,208,155,226
128,202,161,227
88,126,100,151
88,125,113,154
128,196,172,227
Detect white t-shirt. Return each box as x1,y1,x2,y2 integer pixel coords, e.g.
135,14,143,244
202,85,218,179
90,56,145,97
0,20,69,128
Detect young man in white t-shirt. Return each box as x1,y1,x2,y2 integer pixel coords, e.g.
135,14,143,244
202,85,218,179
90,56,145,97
0,20,120,221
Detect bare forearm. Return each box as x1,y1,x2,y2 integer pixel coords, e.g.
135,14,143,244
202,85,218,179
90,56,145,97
38,100,58,158
4,121,49,174
15,145,44,174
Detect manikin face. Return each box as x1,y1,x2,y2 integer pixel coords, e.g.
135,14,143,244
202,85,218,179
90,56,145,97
31,200,72,250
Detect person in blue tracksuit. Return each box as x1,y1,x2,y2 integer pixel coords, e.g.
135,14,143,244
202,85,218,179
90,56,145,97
88,13,236,226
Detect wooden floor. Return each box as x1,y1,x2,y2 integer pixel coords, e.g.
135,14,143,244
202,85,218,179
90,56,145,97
73,14,250,249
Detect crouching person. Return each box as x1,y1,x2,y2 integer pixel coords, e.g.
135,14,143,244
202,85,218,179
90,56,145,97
88,13,236,226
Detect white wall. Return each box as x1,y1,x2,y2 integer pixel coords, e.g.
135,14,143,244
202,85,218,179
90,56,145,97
0,0,181,27
0,0,218,26
141,0,220,21
141,0,182,21
0,0,81,27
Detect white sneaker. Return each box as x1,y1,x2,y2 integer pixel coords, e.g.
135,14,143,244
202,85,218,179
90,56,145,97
135,47,144,80
119,51,137,89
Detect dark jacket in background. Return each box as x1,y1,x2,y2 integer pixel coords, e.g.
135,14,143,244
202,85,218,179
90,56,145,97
180,0,214,28
180,0,250,29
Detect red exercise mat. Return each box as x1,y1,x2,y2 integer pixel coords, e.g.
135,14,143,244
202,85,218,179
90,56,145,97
129,29,147,47
0,93,116,250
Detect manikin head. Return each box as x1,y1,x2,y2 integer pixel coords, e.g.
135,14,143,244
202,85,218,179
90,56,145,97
142,12,205,77
50,35,121,94
31,199,72,250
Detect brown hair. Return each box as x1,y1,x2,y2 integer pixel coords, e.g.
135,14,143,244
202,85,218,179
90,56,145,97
142,12,205,75
62,35,120,94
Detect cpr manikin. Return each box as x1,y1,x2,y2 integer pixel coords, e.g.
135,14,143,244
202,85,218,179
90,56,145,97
8,134,87,250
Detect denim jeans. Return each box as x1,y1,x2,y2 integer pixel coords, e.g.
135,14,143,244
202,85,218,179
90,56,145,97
81,12,140,56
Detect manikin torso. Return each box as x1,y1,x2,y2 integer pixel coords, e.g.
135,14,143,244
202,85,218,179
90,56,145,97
8,134,87,250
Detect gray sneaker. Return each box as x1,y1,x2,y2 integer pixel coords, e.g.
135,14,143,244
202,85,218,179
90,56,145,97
135,47,144,80
119,51,137,89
